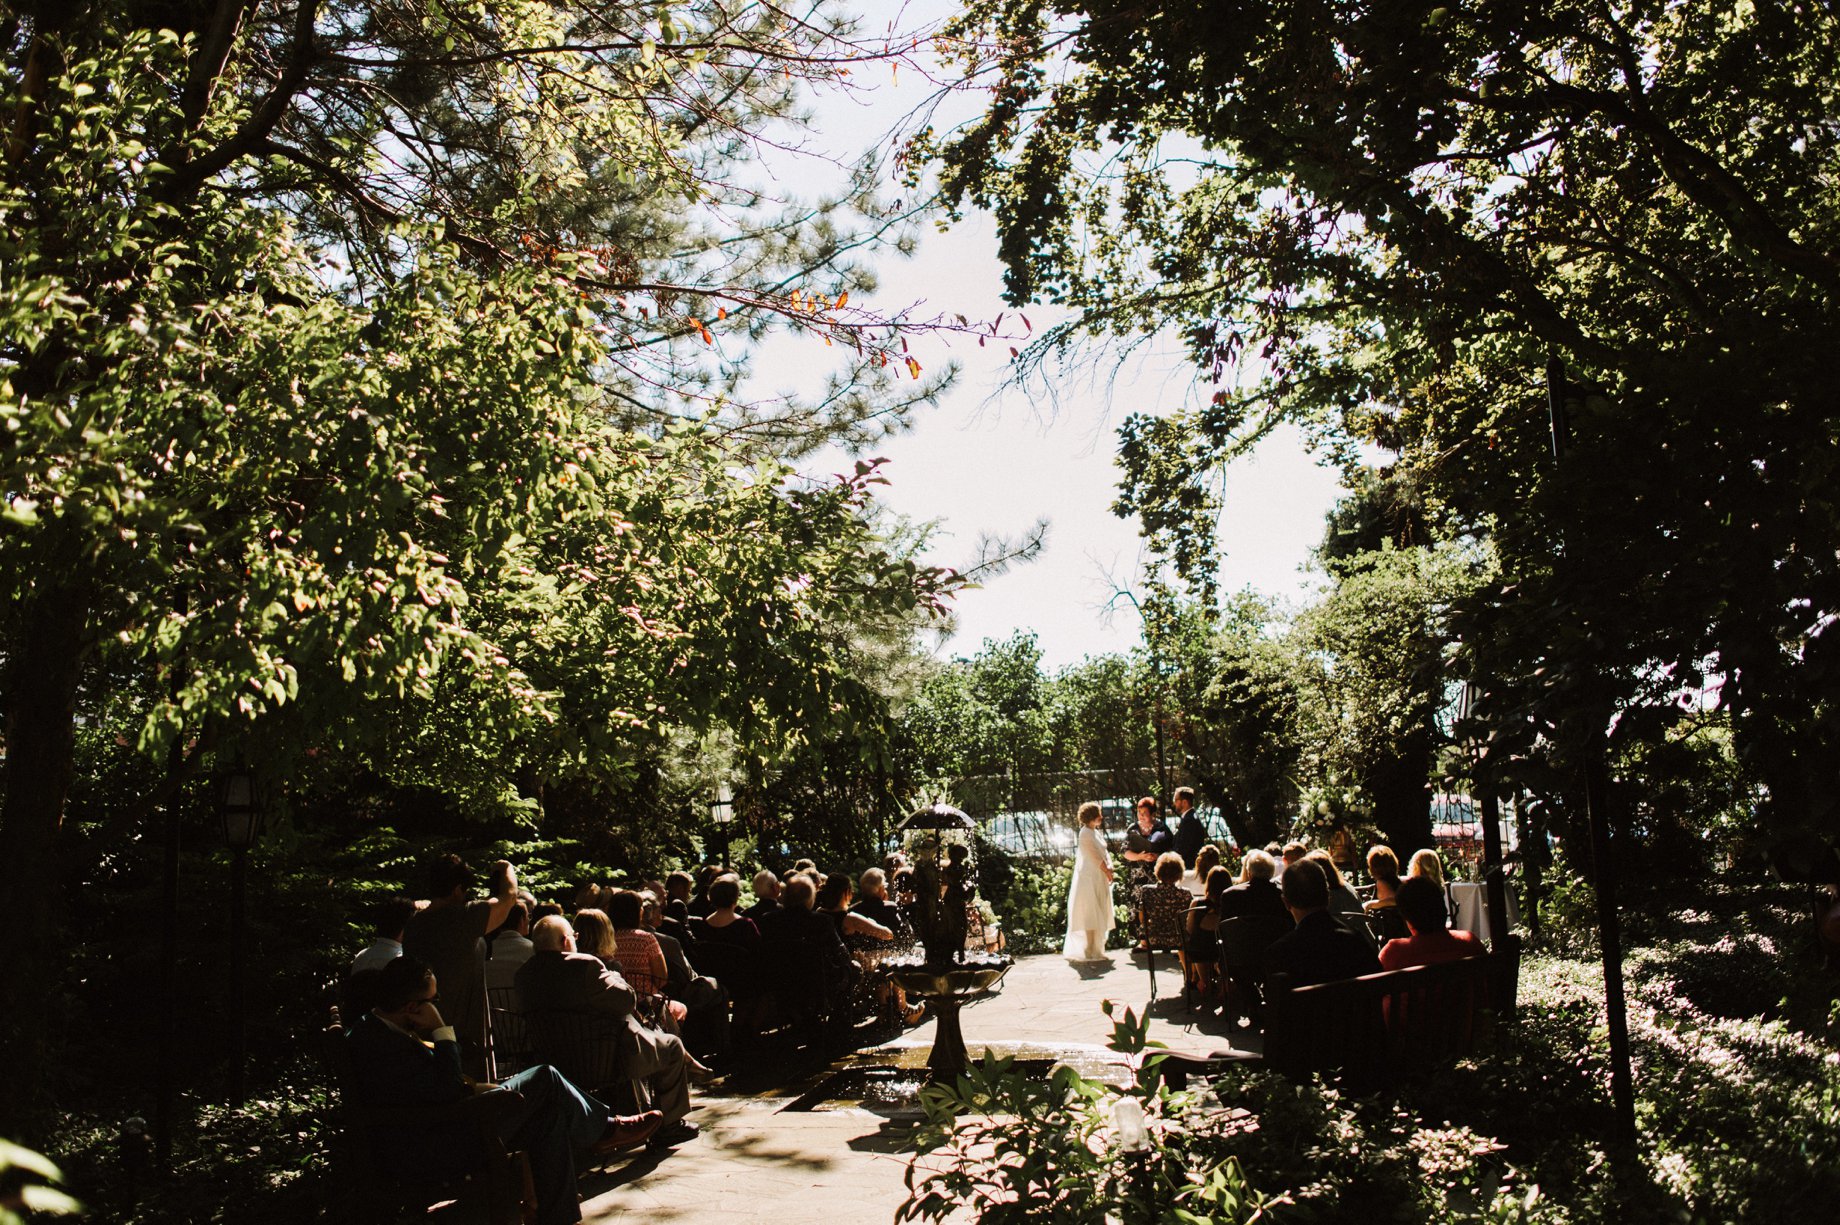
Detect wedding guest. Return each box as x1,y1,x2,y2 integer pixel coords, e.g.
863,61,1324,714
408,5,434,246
1188,844,1223,897
1218,849,1289,923
744,870,781,920
350,954,665,1225
1380,876,1482,971
351,897,415,976
701,875,761,949
1265,859,1382,987
1364,846,1403,910
401,856,519,1073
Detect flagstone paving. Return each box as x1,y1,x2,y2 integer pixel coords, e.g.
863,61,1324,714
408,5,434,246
581,950,1260,1223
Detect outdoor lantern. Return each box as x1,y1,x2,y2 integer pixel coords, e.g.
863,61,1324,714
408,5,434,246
708,782,734,827
219,766,263,851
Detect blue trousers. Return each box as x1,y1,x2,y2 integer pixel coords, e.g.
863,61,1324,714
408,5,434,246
495,1065,608,1225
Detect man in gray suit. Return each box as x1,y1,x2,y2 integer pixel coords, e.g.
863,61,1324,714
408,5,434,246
514,916,698,1148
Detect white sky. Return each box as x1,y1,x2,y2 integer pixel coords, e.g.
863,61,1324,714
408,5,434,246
752,6,1346,671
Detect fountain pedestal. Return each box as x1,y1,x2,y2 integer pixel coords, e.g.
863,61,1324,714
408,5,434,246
886,954,1013,1079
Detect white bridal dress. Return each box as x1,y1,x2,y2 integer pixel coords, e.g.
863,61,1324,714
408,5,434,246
1063,824,1115,961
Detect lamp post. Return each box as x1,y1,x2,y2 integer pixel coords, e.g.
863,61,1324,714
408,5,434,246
219,764,264,1107
708,783,734,870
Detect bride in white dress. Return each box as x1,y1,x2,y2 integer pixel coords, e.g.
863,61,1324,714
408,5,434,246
1064,801,1116,961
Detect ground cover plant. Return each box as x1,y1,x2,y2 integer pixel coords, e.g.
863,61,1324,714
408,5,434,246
902,880,1840,1224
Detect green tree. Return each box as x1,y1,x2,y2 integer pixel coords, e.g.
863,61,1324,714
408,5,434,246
1300,542,1487,854
919,0,1840,851
1153,596,1308,849
0,4,957,1126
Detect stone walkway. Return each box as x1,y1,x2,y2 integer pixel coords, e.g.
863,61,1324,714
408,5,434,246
581,950,1258,1223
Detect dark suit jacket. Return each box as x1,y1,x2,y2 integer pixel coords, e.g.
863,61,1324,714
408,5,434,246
651,930,694,997
513,950,636,1019
742,897,781,922
344,1013,480,1179
346,1012,469,1107
1265,910,1383,987
1219,878,1289,923
1174,812,1206,866
758,904,855,979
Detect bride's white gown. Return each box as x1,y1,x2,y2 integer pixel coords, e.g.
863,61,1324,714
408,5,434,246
1063,825,1115,961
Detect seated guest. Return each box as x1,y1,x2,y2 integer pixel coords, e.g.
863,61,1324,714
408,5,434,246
882,851,909,878
820,872,921,1024
350,953,664,1225
1138,852,1192,945
1407,848,1456,924
851,868,910,943
604,890,671,1000
532,901,563,924
352,897,415,976
1184,866,1233,1000
687,865,721,919
1380,877,1482,971
487,902,535,960
1279,841,1308,877
743,870,782,921
792,858,819,878
1363,846,1403,911
818,873,895,951
484,901,536,991
402,856,520,1075
636,893,691,993
1187,844,1222,898
571,909,619,969
701,876,761,949
891,868,917,909
1265,859,1383,987
514,917,701,1144
1187,866,1232,955
641,891,729,1060
663,872,694,926
1305,851,1365,917
1303,850,1375,950
758,875,860,1001
1219,850,1290,923
572,881,603,913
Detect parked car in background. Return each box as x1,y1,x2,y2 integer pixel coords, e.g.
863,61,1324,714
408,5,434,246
980,810,1080,861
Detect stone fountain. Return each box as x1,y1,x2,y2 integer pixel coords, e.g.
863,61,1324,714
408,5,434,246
885,803,1013,1079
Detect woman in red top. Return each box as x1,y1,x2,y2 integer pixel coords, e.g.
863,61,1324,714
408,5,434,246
1379,876,1482,971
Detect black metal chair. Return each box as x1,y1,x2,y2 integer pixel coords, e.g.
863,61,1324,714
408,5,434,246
1137,883,1192,1005
1217,913,1295,1027
485,986,533,1082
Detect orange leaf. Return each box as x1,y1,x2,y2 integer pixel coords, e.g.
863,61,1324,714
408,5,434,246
905,356,921,379
717,306,728,320
835,291,849,309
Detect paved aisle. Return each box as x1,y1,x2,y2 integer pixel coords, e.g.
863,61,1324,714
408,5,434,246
581,951,1256,1223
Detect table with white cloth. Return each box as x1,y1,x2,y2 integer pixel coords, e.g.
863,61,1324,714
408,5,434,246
1450,880,1519,944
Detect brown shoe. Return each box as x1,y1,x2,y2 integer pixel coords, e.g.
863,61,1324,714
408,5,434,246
593,1109,664,1154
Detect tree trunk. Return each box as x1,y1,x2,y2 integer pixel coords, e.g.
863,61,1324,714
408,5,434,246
0,579,90,1134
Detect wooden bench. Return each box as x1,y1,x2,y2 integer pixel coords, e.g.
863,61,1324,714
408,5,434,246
316,1024,537,1225
1158,936,1520,1090
1264,936,1522,1085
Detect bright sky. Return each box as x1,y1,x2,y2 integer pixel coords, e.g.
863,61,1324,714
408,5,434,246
758,6,1347,672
